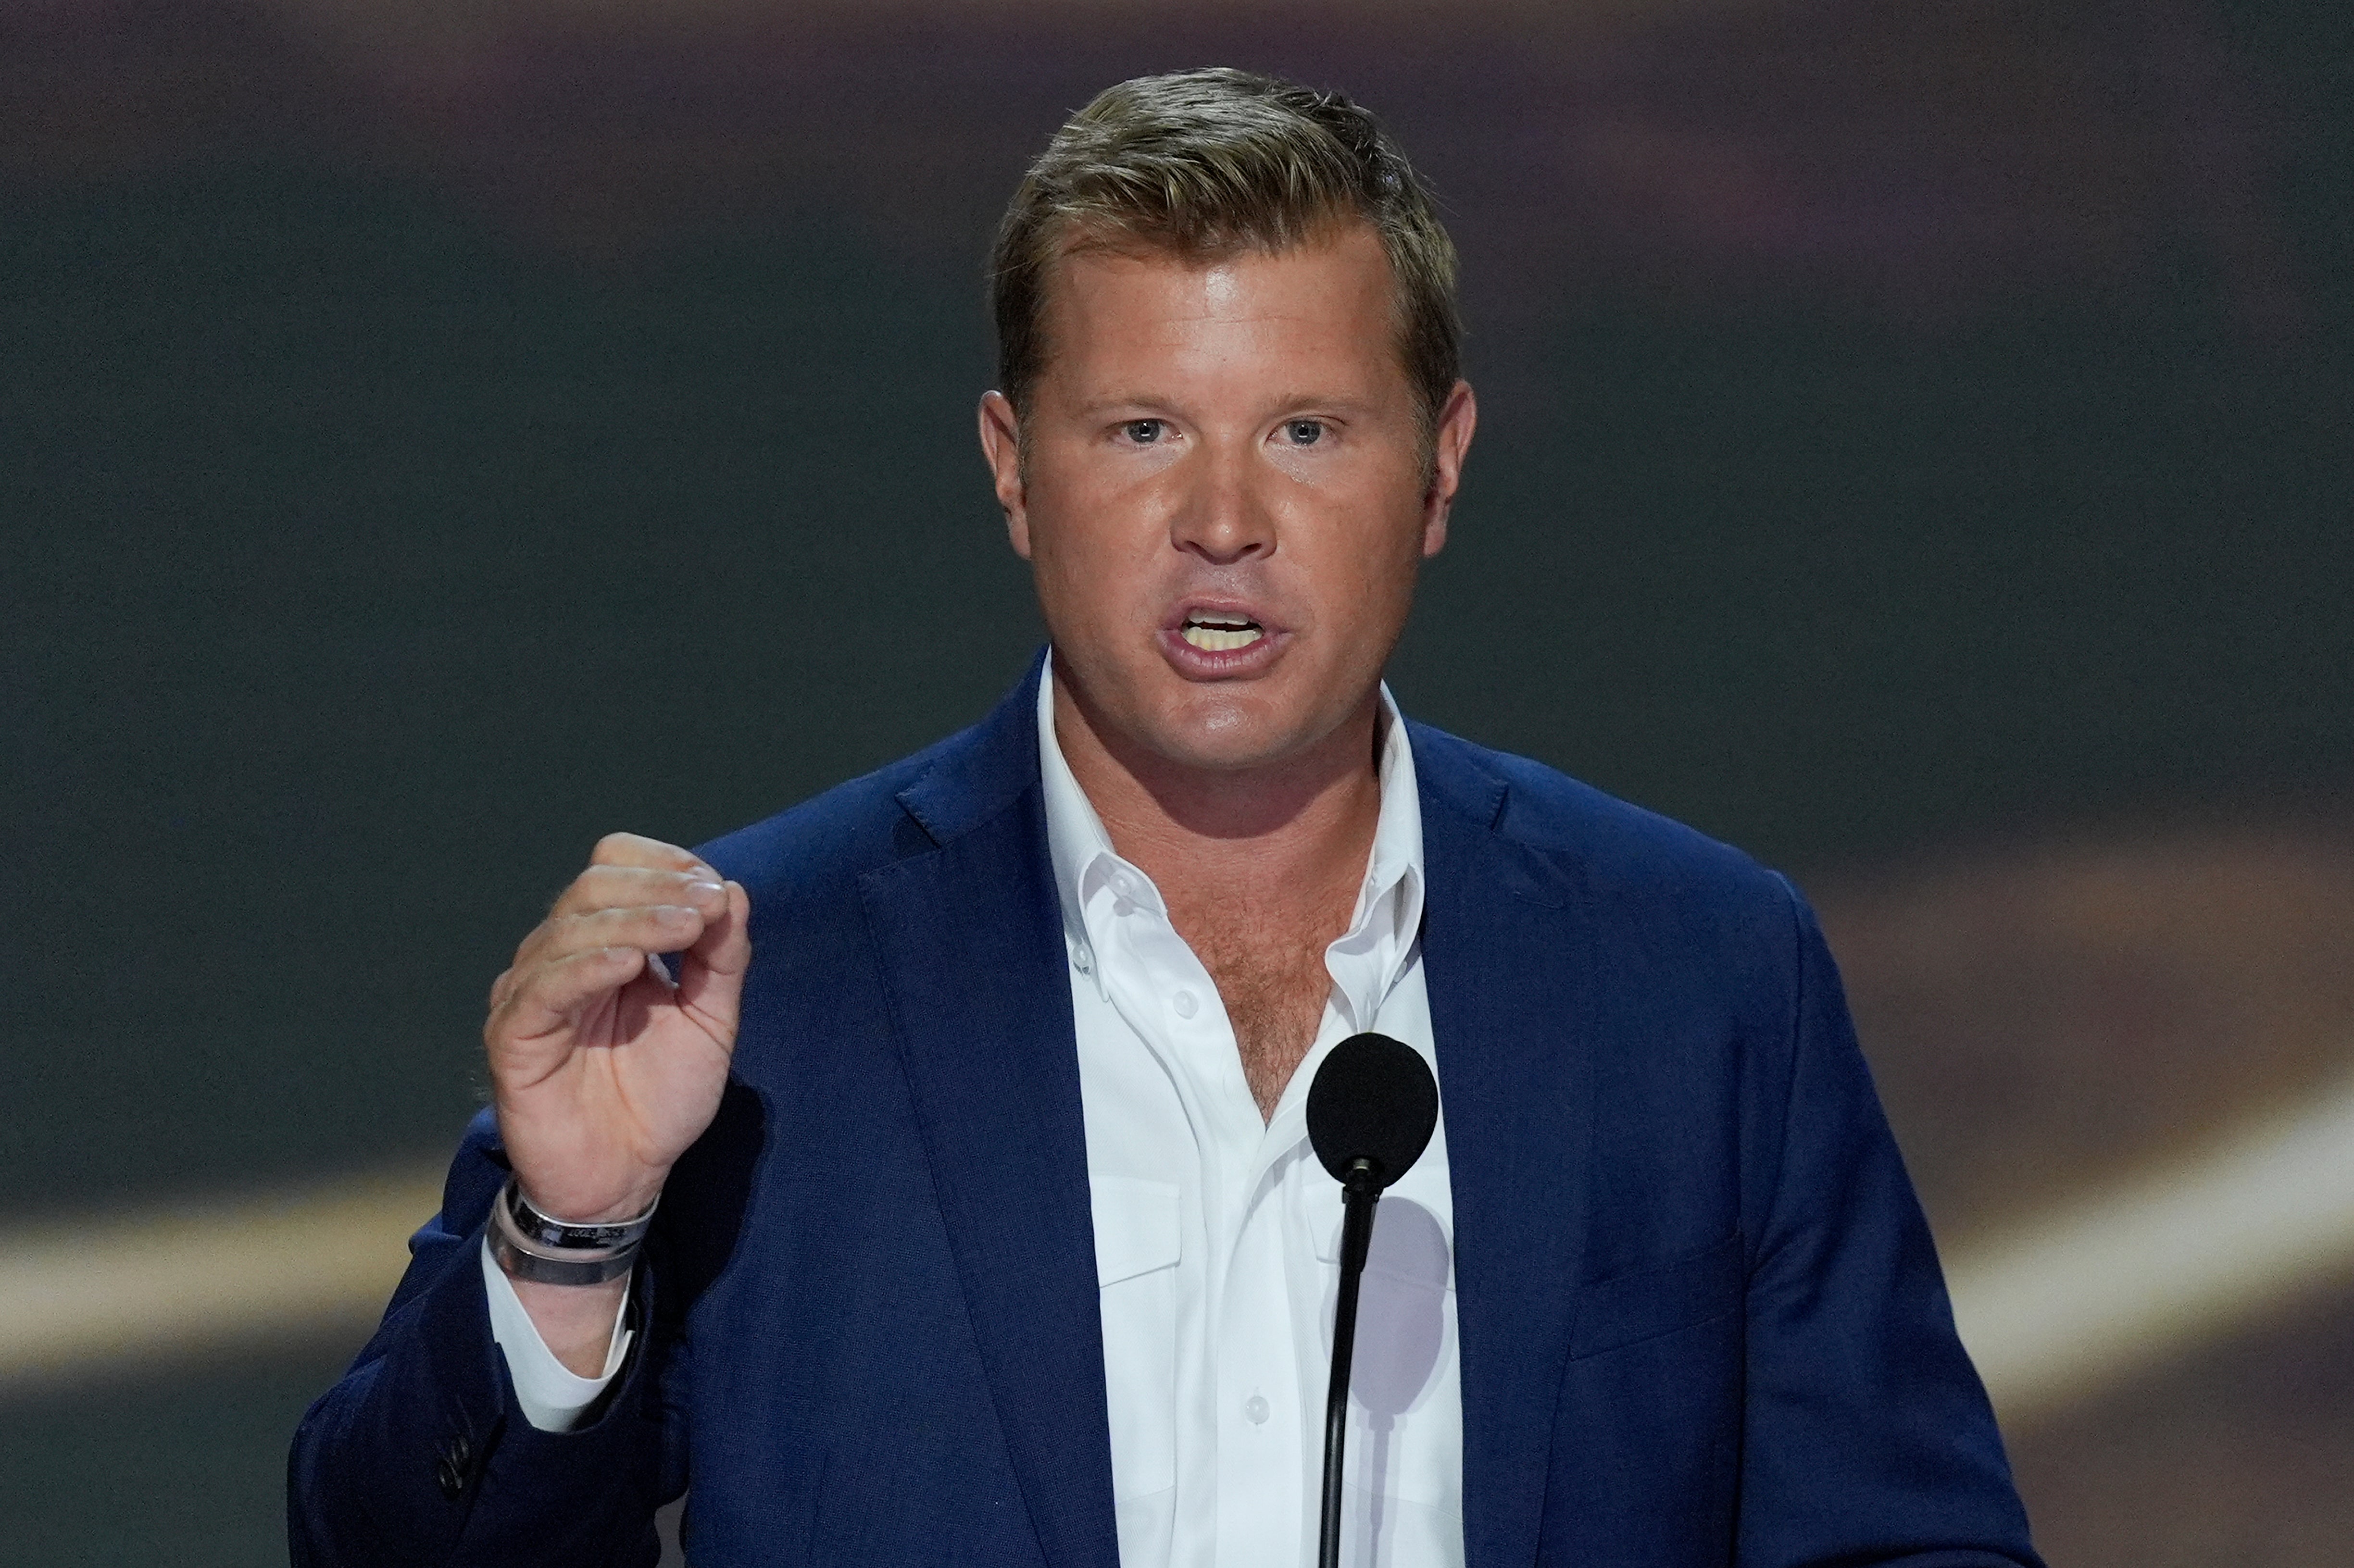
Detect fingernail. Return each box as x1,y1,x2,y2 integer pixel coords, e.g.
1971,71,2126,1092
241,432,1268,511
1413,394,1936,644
687,879,725,900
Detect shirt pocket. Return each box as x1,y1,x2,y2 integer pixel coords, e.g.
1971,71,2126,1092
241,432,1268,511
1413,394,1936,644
1090,1174,1181,1500
1316,1198,1456,1294
1316,1195,1462,1511
1567,1232,1744,1360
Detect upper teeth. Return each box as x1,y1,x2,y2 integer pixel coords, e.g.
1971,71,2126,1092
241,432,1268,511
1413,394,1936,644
1182,617,1262,652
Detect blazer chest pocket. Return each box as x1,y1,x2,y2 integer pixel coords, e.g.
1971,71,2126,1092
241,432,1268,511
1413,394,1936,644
1567,1233,1743,1360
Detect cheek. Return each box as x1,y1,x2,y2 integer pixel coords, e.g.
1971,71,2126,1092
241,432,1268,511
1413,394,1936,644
1028,530,1096,628
1324,525,1426,659
1325,502,1426,602
1027,510,1152,636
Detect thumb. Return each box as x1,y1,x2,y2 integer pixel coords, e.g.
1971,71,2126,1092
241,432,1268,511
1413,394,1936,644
675,879,751,1042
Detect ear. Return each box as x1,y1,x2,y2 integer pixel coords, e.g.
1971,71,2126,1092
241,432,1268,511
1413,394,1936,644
978,390,1031,559
1419,379,1478,559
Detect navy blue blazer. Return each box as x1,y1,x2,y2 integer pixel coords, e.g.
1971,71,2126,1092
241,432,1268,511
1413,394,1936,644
290,660,2040,1567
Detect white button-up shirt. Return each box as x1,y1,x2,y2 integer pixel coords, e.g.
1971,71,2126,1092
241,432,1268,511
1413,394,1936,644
488,662,1466,1568
1040,663,1464,1568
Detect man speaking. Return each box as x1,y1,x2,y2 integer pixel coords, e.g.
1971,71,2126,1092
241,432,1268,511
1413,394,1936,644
290,68,2041,1568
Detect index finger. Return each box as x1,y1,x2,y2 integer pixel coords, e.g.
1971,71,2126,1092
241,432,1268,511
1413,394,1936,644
589,831,718,883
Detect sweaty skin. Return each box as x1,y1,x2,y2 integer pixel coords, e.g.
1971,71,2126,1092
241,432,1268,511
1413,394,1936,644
979,223,1475,1114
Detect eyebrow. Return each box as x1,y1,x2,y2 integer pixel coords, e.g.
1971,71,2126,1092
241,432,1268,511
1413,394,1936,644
1071,395,1174,416
1263,394,1379,415
1070,392,1381,419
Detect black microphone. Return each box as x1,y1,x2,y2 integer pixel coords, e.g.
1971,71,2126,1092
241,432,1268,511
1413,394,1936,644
1304,1032,1440,1568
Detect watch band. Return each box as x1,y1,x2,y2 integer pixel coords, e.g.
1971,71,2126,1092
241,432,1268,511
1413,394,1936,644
501,1180,659,1252
488,1178,657,1287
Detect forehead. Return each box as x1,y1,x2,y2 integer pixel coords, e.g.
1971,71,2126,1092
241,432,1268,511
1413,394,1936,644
1035,224,1405,396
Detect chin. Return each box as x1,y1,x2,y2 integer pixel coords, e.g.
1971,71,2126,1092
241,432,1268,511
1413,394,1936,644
1141,691,1314,772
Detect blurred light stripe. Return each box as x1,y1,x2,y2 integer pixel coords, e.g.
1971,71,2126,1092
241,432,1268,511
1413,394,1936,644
8,1085,2354,1420
0,1168,443,1389
1945,1074,2354,1426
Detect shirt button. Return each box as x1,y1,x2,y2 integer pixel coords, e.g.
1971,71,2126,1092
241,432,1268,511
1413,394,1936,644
1243,1394,1270,1425
1171,990,1198,1019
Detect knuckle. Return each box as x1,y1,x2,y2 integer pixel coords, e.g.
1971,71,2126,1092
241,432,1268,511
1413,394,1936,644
590,831,645,865
557,867,622,910
551,910,623,949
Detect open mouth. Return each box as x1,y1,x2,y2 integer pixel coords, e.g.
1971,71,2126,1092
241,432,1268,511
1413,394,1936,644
1177,611,1265,652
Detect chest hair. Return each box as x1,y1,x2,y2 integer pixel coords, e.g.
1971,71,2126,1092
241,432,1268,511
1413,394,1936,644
1183,913,1344,1121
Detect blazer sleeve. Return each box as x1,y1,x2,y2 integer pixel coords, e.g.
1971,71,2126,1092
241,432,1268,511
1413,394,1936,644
1735,880,2044,1568
287,1108,678,1568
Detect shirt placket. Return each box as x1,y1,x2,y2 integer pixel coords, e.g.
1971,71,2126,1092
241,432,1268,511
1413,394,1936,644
1084,849,1420,1568
1225,943,1402,1567
1210,1145,1306,1566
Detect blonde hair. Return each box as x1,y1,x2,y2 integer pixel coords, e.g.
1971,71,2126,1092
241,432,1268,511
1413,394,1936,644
990,68,1461,428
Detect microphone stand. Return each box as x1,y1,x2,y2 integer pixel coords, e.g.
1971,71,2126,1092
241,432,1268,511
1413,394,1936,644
1319,1157,1382,1568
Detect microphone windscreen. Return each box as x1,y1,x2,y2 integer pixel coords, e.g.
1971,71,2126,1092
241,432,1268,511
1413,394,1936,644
1305,1032,1440,1190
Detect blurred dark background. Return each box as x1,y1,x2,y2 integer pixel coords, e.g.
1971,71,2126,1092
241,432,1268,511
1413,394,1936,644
3,0,2350,1561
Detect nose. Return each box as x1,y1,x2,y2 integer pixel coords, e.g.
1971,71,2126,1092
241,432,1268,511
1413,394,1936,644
1167,437,1275,566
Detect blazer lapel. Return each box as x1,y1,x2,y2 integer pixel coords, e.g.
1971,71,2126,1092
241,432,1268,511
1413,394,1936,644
859,663,1121,1568
1414,727,1599,1568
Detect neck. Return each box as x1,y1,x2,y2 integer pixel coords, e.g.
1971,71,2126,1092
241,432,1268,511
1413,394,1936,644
1050,669,1385,911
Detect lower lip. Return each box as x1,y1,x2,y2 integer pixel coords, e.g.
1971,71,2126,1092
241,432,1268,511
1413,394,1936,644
1158,626,1286,680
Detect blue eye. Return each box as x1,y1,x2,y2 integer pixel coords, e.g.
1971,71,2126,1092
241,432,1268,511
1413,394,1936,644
1124,420,1165,444
1284,419,1325,446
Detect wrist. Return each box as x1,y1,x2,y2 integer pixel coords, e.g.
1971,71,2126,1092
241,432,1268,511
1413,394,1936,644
513,1174,668,1228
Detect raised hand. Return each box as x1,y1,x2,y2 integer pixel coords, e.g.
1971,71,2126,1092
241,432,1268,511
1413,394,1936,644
484,833,751,1227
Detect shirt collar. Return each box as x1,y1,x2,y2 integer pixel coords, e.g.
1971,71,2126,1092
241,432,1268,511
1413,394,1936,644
1036,650,1425,1020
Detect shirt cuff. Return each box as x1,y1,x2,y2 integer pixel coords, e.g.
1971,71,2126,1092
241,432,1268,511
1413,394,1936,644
479,1234,634,1432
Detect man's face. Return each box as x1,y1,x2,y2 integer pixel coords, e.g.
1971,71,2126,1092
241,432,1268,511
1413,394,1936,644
980,222,1474,776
